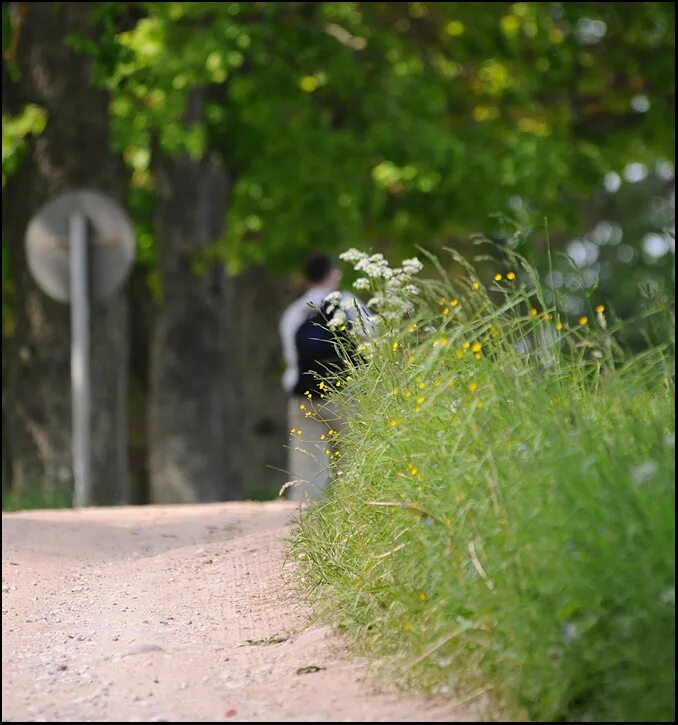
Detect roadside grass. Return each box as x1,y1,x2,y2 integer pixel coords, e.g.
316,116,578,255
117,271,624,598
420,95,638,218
290,247,675,722
2,485,72,512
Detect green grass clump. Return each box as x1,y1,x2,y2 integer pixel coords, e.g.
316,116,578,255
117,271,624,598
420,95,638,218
291,247,675,722
2,485,72,512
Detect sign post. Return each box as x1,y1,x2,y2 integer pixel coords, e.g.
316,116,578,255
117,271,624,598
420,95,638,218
25,190,135,507
68,212,91,507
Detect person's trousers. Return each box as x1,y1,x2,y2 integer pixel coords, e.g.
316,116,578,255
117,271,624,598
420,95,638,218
285,396,344,502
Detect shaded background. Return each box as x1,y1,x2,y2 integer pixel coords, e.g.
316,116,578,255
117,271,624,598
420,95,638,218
2,1,674,506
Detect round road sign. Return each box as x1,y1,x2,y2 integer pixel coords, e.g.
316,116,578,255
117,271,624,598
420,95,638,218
25,190,135,302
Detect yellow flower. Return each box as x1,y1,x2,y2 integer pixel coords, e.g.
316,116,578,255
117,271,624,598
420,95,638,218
299,403,306,410
335,380,342,387
388,419,400,427
339,325,347,332
318,382,326,390
320,434,326,440
438,297,446,305
392,341,399,352
325,449,331,455
543,313,553,321
419,592,427,601
555,321,564,331
595,304,605,313
305,411,312,418
407,354,415,364
450,298,459,307
328,429,336,436
468,382,478,392
455,350,464,359
506,271,516,281
474,353,482,360
442,307,449,316
494,273,503,281
446,518,452,526
462,341,470,350
476,400,484,409
296,429,302,436
416,396,425,404
471,342,482,353
529,308,538,317
392,387,399,395
471,281,480,290
407,323,417,333
579,316,589,326
404,390,412,398
418,381,426,389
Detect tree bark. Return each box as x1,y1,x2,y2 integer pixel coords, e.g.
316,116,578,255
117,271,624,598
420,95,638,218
148,93,245,503
2,2,130,503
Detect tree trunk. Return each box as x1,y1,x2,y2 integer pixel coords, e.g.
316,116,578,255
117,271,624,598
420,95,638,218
148,93,245,503
2,2,130,503
232,267,295,499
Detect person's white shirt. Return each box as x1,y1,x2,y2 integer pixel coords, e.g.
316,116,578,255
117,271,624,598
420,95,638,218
279,287,370,393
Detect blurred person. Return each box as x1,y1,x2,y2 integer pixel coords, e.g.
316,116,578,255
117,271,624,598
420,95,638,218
279,252,368,502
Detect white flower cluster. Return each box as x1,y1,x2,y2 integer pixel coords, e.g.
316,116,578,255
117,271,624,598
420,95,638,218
338,248,422,324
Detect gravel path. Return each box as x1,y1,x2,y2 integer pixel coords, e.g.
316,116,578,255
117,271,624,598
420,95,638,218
2,502,474,722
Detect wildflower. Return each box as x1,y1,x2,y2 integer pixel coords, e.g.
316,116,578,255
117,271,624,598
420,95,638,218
407,354,415,363
471,342,482,353
506,271,516,280
462,341,470,350
450,298,459,307
305,411,312,418
419,592,427,601
476,400,484,409
417,396,425,404
328,429,337,436
442,307,449,316
296,429,302,436
595,304,605,313
579,316,588,326
335,380,342,387
321,434,326,440
471,281,480,290
468,382,478,392
543,313,553,321
392,387,399,395
325,449,331,456
455,350,464,359
392,341,399,352
407,323,417,333
324,290,342,307
404,391,412,398
439,337,448,347
529,308,538,317
299,403,306,410
388,419,400,427
318,382,326,390
418,381,426,389
446,518,452,526
438,297,446,306
415,407,421,413
474,353,482,360
401,257,423,274
555,322,564,331
494,273,503,281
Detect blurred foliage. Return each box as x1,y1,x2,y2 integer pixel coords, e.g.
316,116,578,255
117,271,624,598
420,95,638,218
2,2,675,318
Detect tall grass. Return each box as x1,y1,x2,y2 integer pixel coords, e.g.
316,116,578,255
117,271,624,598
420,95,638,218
291,247,675,722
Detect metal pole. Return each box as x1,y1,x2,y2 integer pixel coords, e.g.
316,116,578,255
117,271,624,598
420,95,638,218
69,212,91,507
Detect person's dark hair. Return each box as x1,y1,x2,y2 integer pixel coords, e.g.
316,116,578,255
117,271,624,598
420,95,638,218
304,252,335,284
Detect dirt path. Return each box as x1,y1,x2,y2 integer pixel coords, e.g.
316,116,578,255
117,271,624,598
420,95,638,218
2,502,474,722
